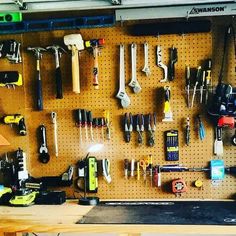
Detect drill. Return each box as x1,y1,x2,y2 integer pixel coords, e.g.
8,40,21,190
3,114,26,135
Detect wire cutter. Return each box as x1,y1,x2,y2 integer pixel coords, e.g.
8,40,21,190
124,113,133,143
147,113,157,146
136,114,144,145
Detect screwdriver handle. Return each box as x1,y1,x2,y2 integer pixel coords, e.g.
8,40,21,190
185,65,190,86
87,111,93,124
75,109,82,126
124,159,129,179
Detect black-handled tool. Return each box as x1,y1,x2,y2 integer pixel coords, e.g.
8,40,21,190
47,45,66,99
75,109,83,143
168,46,178,81
124,113,133,143
27,47,46,111
38,125,50,164
87,111,94,141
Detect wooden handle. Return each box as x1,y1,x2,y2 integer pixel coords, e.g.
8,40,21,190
93,47,99,90
71,46,80,94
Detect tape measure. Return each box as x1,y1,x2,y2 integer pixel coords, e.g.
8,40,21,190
194,179,203,188
172,178,187,194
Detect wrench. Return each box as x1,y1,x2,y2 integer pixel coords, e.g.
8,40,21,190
116,44,130,108
129,43,141,93
51,112,58,158
156,46,168,82
142,42,151,76
39,125,50,163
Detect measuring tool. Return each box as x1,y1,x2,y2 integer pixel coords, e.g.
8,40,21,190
165,130,179,161
172,178,187,195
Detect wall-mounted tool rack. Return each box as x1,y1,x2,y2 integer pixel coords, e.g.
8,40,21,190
0,14,235,200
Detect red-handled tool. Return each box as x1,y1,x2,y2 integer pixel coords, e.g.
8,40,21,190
85,39,105,90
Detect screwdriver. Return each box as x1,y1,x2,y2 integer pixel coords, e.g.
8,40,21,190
87,111,94,141
75,109,82,143
104,110,111,140
149,154,153,187
137,161,140,180
101,117,105,142
82,109,88,141
185,117,190,146
200,70,205,104
93,118,99,141
205,59,212,104
130,159,135,178
191,66,202,108
185,65,190,108
124,159,129,179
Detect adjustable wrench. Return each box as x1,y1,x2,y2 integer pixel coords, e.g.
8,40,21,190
156,46,168,82
129,43,141,93
116,44,130,108
142,42,151,76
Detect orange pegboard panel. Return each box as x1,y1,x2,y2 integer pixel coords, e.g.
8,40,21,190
0,17,235,200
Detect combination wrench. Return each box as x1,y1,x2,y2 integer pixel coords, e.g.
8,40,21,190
116,44,131,108
142,42,151,76
156,46,168,83
129,43,141,93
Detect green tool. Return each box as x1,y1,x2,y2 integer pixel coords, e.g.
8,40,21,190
0,13,22,23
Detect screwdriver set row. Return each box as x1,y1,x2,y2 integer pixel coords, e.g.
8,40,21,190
74,109,111,142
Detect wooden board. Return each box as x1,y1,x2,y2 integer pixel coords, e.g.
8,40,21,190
0,17,235,200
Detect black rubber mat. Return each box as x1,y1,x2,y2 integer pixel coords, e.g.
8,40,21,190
77,201,236,225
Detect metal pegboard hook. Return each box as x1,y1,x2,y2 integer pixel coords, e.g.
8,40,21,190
13,0,28,10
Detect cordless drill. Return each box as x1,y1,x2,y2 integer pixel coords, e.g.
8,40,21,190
3,114,26,135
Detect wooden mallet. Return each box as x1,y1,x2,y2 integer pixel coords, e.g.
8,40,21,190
64,34,84,94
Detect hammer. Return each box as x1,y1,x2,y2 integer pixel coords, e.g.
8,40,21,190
46,45,66,99
27,47,46,111
64,34,84,94
85,39,105,90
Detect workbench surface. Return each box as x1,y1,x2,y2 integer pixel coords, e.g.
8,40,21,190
0,200,236,234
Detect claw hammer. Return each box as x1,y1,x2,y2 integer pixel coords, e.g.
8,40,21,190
47,45,66,99
85,39,105,90
27,47,46,111
64,34,84,94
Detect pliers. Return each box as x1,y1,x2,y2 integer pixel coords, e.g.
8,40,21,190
124,113,133,143
147,113,157,146
136,114,144,145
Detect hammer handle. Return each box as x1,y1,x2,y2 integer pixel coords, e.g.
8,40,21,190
36,60,43,111
55,67,63,99
71,46,80,94
93,46,99,89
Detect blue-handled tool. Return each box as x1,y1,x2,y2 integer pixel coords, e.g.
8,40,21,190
197,114,206,140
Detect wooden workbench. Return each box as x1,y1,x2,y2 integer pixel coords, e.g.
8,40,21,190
0,201,236,235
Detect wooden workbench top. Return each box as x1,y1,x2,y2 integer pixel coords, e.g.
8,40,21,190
0,200,236,234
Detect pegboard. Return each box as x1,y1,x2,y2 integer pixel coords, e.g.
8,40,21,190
0,17,235,200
